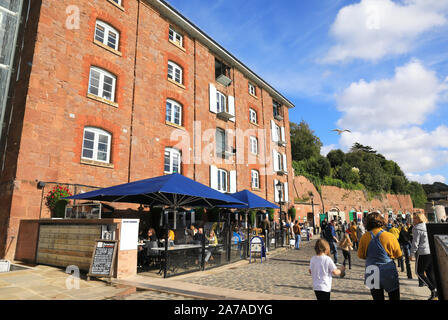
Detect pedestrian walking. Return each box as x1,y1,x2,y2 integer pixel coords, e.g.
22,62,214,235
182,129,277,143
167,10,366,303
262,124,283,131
339,232,353,269
358,212,402,300
349,221,358,251
321,218,328,238
324,220,340,264
293,220,301,250
309,239,345,301
410,213,438,300
357,220,365,243
398,223,412,278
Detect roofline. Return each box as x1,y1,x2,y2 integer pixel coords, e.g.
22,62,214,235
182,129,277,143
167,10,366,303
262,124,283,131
145,0,295,109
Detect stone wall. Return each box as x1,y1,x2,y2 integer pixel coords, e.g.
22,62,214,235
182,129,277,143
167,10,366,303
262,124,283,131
292,176,415,225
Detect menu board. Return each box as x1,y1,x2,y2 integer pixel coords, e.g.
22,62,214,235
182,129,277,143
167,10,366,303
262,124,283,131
87,240,117,280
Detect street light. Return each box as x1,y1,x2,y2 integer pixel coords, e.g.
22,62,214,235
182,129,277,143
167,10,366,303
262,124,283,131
309,192,315,235
276,181,284,247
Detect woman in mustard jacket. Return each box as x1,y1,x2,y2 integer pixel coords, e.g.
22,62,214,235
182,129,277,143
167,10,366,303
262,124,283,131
358,212,402,300
349,221,358,250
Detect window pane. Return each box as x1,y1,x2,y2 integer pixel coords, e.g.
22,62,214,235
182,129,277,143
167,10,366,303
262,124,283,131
174,106,181,125
95,25,105,43
164,151,171,172
168,64,173,80
83,139,94,150
107,32,117,49
83,149,93,159
84,130,95,141
169,29,174,41
98,142,108,152
99,134,109,144
166,101,172,122
97,151,107,162
88,70,100,96
175,69,181,83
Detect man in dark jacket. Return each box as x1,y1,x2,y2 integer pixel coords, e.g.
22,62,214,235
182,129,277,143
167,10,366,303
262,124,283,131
325,220,340,264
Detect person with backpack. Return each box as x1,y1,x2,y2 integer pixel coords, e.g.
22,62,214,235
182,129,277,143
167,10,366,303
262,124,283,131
358,212,402,300
324,220,340,265
293,221,301,250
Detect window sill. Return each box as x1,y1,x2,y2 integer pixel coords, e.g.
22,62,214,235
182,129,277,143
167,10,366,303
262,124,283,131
251,187,261,192
167,78,186,90
87,93,118,108
169,39,186,52
249,121,259,127
81,159,114,169
93,40,122,57
249,92,258,99
165,121,185,130
107,0,125,11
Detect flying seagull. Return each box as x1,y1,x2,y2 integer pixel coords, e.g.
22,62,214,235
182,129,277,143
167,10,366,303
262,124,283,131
331,129,351,135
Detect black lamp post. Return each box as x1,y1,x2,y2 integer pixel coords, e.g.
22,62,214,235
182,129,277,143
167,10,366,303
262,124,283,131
276,181,283,247
310,192,315,235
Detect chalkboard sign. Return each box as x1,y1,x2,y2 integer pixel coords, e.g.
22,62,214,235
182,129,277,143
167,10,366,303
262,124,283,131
87,240,118,280
249,236,265,264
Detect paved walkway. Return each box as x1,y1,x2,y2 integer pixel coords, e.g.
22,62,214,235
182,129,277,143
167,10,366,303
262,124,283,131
0,237,431,300
115,237,430,300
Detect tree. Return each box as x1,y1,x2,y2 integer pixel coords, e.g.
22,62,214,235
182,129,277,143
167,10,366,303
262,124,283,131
407,182,428,209
290,120,322,161
350,142,377,154
337,163,360,185
327,149,345,168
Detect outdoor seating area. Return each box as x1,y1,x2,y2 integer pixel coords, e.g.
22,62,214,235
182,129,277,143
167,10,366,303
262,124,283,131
63,174,285,278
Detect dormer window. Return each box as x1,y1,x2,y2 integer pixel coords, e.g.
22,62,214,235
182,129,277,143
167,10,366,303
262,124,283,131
169,26,183,48
215,58,232,86
273,100,283,120
248,83,257,96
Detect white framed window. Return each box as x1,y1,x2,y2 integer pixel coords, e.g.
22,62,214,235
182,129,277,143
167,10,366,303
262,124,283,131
216,91,226,113
169,26,183,47
249,108,257,124
164,147,181,174
82,127,111,163
248,83,256,96
111,0,122,5
250,136,258,155
94,20,120,51
166,99,182,126
273,100,282,118
277,152,284,171
88,67,116,102
216,128,226,154
251,170,260,189
168,61,183,84
217,169,228,193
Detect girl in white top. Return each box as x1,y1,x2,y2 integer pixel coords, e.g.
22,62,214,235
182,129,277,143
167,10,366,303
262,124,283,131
309,238,345,300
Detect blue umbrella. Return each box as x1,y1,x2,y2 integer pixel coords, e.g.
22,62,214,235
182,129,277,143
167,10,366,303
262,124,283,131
64,173,246,208
218,190,279,209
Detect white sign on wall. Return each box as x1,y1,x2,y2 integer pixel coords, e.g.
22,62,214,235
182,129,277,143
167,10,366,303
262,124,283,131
120,219,140,251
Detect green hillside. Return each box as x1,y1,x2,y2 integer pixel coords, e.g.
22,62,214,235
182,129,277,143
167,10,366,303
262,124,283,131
290,121,428,208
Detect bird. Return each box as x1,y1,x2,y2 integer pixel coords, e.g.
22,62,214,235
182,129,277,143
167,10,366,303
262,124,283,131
331,129,351,135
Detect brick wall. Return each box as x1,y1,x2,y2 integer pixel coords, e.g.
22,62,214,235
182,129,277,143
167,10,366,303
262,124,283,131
1,0,295,259
292,176,416,225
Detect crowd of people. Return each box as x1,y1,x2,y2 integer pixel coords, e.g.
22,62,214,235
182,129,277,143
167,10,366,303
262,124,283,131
309,212,440,301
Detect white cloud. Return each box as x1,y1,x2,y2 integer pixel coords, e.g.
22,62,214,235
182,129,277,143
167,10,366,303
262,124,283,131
336,60,447,131
321,144,337,157
339,126,448,173
407,173,446,184
323,0,448,63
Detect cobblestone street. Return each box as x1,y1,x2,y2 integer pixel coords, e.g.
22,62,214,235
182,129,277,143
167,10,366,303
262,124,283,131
170,238,429,300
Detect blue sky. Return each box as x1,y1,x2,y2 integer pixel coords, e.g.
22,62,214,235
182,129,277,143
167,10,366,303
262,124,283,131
166,0,448,185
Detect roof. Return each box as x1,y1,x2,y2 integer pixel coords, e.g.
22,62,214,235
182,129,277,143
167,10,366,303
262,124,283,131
146,0,295,109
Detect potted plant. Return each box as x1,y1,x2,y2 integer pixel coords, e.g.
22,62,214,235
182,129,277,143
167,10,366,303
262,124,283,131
288,207,296,221
267,208,275,221
45,185,72,218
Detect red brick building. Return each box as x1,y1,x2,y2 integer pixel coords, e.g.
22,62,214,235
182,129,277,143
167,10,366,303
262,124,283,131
0,0,295,259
